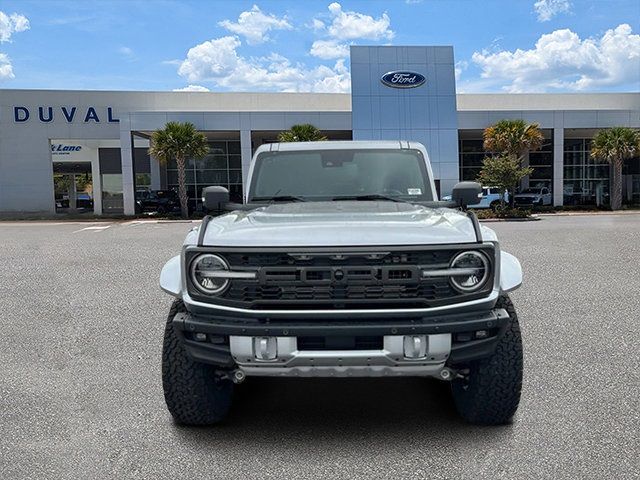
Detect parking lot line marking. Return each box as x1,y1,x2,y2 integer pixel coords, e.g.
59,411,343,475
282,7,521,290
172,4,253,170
123,220,163,226
73,225,112,233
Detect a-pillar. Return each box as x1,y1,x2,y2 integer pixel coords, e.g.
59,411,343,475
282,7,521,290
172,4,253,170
240,129,252,200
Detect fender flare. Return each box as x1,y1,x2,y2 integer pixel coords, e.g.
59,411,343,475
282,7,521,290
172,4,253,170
500,251,522,292
160,255,182,297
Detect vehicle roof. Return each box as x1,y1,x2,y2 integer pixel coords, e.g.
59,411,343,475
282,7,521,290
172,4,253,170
253,140,426,154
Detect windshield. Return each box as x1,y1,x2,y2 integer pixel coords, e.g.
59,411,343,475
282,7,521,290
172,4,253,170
248,149,433,202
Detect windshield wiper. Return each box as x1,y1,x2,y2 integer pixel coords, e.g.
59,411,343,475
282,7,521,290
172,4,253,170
331,194,407,203
251,195,308,203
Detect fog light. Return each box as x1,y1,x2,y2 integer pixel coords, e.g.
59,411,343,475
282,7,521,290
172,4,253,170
253,336,278,361
403,335,427,359
475,330,489,339
455,332,473,342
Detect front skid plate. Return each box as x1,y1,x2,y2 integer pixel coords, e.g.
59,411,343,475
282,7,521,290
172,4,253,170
229,334,451,377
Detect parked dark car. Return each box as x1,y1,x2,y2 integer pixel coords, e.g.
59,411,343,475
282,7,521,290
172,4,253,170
54,193,93,210
136,190,181,214
76,192,94,209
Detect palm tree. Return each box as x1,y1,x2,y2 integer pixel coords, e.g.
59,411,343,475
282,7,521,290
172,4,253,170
483,119,545,159
149,122,209,218
590,127,640,210
278,124,327,142
482,119,544,206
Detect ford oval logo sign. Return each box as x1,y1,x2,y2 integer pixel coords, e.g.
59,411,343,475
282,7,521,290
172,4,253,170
380,71,426,89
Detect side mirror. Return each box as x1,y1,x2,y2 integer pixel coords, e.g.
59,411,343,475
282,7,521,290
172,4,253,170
451,181,482,208
202,186,229,212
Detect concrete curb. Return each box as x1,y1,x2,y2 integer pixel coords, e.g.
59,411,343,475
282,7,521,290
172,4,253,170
479,217,541,222
535,211,640,217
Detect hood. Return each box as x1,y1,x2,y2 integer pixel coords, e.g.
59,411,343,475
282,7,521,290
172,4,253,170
199,201,485,247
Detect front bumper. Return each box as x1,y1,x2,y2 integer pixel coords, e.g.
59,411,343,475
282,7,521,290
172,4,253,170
173,306,510,376
514,197,537,205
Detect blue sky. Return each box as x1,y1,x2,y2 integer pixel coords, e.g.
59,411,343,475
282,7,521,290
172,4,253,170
0,0,638,93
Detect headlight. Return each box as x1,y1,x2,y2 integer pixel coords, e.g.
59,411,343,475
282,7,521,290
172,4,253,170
449,250,489,293
190,254,229,294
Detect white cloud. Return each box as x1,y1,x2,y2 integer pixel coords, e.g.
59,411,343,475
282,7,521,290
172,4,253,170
325,2,394,41
309,40,350,60
178,36,243,82
0,52,14,80
178,3,396,92
533,0,571,22
0,11,28,81
173,85,210,92
219,5,291,45
308,3,394,60
454,60,468,82
471,24,640,92
177,35,350,93
0,11,29,42
309,18,325,32
118,46,137,61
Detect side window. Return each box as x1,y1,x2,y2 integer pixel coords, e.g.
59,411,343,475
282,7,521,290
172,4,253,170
482,188,489,196
542,188,549,195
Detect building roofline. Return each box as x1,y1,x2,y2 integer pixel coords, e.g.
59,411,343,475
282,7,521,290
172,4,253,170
456,92,640,111
0,88,351,96
1,89,638,112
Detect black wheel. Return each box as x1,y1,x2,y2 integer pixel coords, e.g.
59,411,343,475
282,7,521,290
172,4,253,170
162,300,233,425
490,200,501,211
450,294,523,425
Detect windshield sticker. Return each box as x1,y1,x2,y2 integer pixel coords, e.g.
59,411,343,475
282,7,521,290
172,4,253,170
407,188,422,195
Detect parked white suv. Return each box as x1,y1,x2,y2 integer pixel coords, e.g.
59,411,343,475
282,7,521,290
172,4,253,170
159,141,524,426
443,186,508,209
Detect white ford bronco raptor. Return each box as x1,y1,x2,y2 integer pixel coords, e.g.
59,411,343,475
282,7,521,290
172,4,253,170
160,141,523,426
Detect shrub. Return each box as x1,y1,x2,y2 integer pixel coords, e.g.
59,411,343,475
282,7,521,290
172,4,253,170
474,207,531,219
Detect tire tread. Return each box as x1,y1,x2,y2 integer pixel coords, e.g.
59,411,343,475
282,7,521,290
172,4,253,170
451,294,523,425
162,299,233,425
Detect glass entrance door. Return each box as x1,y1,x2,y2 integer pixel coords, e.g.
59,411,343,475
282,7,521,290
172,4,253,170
52,162,94,214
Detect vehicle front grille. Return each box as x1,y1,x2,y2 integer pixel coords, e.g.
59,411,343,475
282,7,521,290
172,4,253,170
186,245,495,310
225,282,458,308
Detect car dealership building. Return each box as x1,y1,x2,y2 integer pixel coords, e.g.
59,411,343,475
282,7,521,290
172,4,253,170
1,45,639,216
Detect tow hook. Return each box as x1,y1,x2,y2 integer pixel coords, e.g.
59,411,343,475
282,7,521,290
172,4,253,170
231,369,246,384
439,368,454,381
440,367,467,381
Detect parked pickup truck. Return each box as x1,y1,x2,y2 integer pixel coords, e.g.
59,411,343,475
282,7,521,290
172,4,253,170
514,187,552,206
159,141,524,426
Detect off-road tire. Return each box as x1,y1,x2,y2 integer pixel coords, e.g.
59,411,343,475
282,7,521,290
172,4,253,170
451,294,523,425
162,299,233,425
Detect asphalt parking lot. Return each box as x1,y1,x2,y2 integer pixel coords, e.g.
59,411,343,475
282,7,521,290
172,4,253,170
0,214,638,479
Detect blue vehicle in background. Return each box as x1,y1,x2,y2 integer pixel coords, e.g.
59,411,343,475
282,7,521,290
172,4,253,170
443,186,508,210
